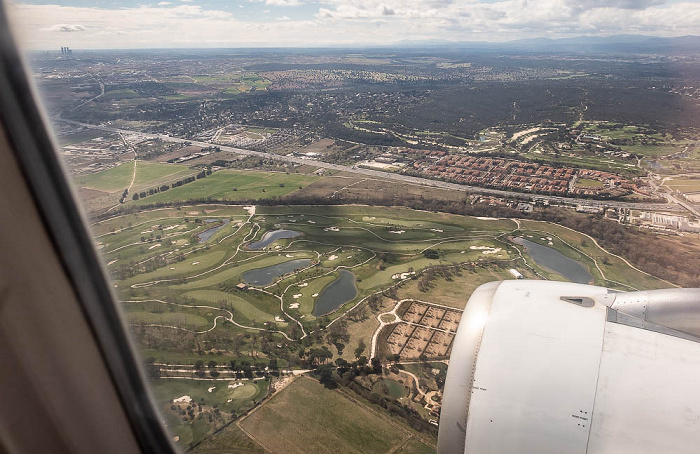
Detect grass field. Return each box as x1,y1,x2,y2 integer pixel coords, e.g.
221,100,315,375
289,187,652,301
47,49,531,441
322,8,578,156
396,266,516,309
192,424,265,454
75,161,194,193
663,177,700,193
131,170,312,205
75,161,135,192
575,178,606,189
240,377,434,454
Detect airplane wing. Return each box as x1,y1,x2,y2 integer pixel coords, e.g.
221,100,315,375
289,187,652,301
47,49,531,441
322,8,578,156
438,280,700,454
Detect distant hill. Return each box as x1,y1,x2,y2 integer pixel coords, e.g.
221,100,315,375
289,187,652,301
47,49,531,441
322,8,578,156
393,35,700,54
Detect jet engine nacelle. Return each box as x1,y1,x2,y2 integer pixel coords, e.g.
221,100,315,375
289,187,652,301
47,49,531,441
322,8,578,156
438,280,700,454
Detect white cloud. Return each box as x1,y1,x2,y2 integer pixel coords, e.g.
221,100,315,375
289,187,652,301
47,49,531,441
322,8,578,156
40,23,87,33
6,0,700,49
158,2,172,5
266,0,302,5
249,0,303,6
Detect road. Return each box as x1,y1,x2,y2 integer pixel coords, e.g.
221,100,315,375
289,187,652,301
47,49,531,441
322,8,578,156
57,118,682,212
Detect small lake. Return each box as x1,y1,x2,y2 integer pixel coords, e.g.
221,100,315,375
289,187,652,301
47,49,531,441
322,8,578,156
313,270,358,316
513,237,593,284
247,229,302,250
242,259,312,286
197,219,230,243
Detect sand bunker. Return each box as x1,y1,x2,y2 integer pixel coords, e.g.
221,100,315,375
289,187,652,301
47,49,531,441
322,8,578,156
208,387,216,393
328,255,338,261
173,395,192,403
293,294,302,299
391,271,416,280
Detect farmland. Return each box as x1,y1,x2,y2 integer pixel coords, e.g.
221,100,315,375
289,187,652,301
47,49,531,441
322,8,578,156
239,377,435,454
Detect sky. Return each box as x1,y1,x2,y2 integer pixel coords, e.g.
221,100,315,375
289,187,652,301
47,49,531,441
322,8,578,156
7,0,700,49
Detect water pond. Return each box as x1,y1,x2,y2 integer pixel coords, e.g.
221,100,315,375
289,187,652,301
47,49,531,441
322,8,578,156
313,270,358,316
197,219,230,243
241,258,312,286
247,229,302,250
513,237,593,284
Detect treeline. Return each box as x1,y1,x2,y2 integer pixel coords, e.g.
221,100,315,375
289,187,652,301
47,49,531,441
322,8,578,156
312,362,438,435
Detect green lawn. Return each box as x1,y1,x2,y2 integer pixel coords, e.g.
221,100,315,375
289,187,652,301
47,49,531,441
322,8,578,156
131,161,196,192
131,170,312,205
75,161,135,192
75,161,194,193
576,178,605,189
124,310,211,330
184,289,279,324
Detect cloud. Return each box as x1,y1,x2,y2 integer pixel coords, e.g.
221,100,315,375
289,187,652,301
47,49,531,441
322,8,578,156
8,0,700,49
158,1,172,5
40,24,87,33
247,0,302,5
276,16,291,20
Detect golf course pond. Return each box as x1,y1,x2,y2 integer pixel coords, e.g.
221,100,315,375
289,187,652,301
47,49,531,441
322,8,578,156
247,229,302,250
197,219,230,243
513,237,593,284
242,258,312,286
313,270,358,316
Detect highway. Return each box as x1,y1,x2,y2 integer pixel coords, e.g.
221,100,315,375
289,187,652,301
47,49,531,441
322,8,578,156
57,119,680,212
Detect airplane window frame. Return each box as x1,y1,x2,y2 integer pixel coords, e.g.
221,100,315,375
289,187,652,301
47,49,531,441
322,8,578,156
0,4,177,452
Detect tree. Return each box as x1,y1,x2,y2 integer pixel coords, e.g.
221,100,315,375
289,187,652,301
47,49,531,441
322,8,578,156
354,340,366,359
316,365,337,389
